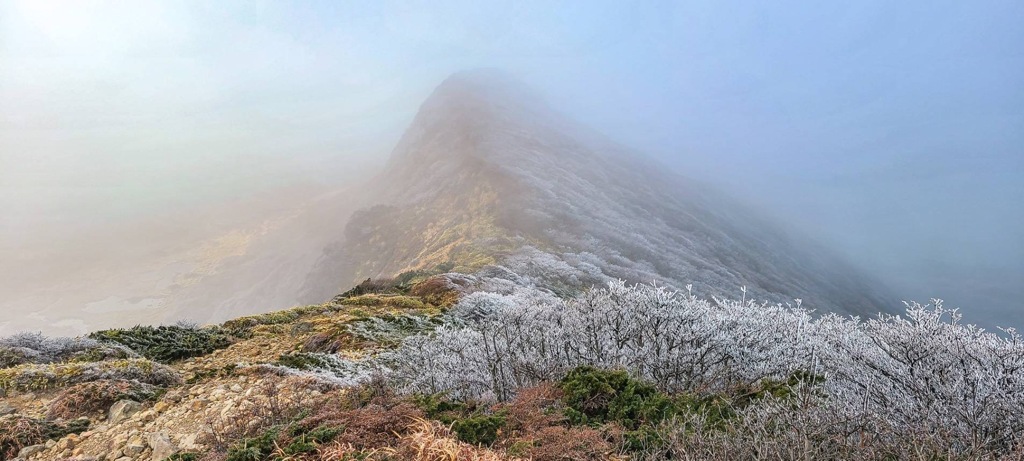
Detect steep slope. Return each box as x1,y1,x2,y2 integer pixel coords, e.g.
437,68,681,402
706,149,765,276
307,71,894,316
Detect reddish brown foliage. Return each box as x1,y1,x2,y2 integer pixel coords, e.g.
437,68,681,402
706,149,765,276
46,379,158,420
495,383,614,460
409,276,465,307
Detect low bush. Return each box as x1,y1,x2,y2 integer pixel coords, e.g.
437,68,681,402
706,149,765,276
275,353,339,371
165,454,200,461
0,332,131,368
212,388,424,461
300,328,353,354
0,358,180,392
450,413,506,446
339,294,429,310
414,383,614,460
222,305,340,337
335,278,402,300
346,314,440,348
408,274,472,308
46,379,162,420
0,415,89,459
559,366,679,430
90,325,233,363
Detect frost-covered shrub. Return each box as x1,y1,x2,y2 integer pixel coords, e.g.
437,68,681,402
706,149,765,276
386,280,1024,455
268,353,377,388
816,302,1024,452
389,281,813,400
0,332,132,367
0,358,180,391
346,314,442,348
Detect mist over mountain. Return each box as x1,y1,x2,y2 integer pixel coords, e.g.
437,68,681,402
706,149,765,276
306,70,895,317
1,71,899,337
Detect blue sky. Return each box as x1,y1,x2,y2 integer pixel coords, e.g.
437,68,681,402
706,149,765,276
1,0,1021,325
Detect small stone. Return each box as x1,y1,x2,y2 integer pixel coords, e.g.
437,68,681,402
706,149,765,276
137,409,157,422
0,402,15,416
108,400,143,424
189,399,207,411
229,384,243,393
45,440,56,449
124,436,146,456
17,444,45,458
147,432,178,461
153,401,170,413
178,433,201,451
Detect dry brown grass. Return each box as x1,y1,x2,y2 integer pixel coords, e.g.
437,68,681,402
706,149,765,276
393,418,517,461
46,379,159,420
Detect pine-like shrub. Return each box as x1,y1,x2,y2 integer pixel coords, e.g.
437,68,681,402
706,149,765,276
89,325,233,363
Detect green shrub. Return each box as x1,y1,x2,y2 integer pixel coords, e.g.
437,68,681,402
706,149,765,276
224,422,344,461
0,347,29,368
412,393,504,446
413,393,469,419
225,427,280,461
89,325,232,363
559,366,679,430
336,278,403,299
451,413,506,446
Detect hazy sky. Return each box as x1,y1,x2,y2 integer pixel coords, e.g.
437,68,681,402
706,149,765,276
1,1,1021,326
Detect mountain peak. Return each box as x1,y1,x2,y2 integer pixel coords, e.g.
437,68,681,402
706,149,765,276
430,69,539,103
359,72,896,317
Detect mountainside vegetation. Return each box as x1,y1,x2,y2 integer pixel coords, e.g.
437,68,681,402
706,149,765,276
1,267,1021,461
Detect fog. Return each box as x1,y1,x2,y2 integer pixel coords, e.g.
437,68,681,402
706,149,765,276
2,1,1021,333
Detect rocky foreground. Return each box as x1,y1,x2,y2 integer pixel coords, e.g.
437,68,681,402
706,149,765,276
0,274,496,461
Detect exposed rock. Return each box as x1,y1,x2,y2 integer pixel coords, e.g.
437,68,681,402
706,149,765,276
178,433,202,451
0,402,15,416
108,400,143,424
17,444,45,458
124,435,146,456
147,431,178,461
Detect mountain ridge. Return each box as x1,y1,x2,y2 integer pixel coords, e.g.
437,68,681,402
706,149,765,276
306,71,895,317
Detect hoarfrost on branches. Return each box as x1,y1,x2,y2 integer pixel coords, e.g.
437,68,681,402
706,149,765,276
387,280,1024,451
